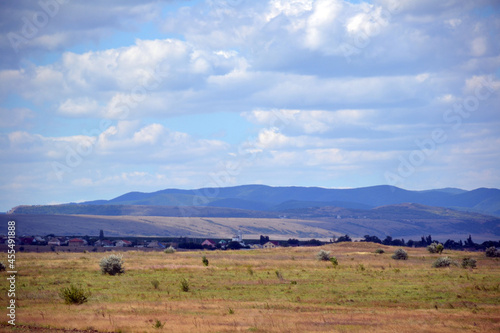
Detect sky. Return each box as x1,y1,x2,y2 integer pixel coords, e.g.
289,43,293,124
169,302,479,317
0,0,499,211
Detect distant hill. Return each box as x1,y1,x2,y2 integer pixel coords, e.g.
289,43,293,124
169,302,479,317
69,184,500,217
4,202,499,241
7,185,500,241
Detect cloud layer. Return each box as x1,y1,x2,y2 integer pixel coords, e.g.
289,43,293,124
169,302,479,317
0,0,499,211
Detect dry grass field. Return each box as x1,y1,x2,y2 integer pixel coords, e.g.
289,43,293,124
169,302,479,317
1,242,499,332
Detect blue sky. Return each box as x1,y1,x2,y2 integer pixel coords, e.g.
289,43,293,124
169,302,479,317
0,0,499,211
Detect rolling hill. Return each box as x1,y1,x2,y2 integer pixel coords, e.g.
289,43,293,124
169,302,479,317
3,203,499,241
6,185,500,241
63,184,500,217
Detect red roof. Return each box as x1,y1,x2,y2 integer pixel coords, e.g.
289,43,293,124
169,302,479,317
69,238,85,243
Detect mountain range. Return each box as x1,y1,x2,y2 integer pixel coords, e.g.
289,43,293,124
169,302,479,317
30,184,500,217
7,185,500,241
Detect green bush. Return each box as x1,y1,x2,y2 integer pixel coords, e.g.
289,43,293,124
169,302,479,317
99,254,125,275
316,249,331,261
391,248,408,260
375,248,385,254
427,242,444,254
164,246,176,254
151,279,160,289
202,255,209,266
153,319,164,329
485,247,500,257
461,257,477,269
432,256,457,268
59,284,91,305
330,257,338,267
180,278,190,292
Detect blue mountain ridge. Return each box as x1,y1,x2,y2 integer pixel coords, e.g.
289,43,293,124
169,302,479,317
80,185,500,217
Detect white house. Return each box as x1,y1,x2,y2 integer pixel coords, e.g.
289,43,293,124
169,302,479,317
115,240,132,247
48,237,61,246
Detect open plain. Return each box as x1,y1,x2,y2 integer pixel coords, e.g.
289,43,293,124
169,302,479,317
1,242,499,332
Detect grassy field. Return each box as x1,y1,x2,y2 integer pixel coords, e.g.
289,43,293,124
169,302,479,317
1,242,499,332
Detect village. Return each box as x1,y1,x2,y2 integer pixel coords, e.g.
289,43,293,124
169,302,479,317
0,229,291,253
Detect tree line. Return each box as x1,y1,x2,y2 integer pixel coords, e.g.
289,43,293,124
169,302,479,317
359,234,499,251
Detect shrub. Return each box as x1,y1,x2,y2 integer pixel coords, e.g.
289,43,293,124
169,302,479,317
151,279,160,289
330,257,338,267
316,249,331,261
375,248,385,254
99,254,125,275
427,242,444,254
461,257,477,269
59,284,91,305
164,246,176,254
485,247,500,257
153,319,164,329
0,262,6,272
202,255,209,266
432,256,457,268
180,278,189,292
391,248,408,260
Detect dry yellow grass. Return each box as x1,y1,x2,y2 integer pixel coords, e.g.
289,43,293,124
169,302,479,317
1,242,499,332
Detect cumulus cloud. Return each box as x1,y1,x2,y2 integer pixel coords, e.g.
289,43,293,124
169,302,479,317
242,109,376,135
0,0,175,69
1,0,499,210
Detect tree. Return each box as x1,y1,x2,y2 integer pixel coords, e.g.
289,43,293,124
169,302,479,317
259,235,270,245
464,235,476,249
363,235,382,244
335,234,352,243
304,239,322,246
227,241,242,250
287,238,300,247
391,238,405,246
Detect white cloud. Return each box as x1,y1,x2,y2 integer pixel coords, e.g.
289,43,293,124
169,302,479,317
304,0,344,52
59,97,100,117
1,0,500,210
242,109,375,134
267,0,314,20
0,0,172,69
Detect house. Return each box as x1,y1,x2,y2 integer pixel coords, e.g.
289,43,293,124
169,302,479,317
48,237,61,246
232,230,243,243
95,239,114,247
115,240,132,247
231,230,246,246
68,238,87,247
201,239,216,248
263,241,279,249
147,240,164,248
34,236,47,245
20,237,35,245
